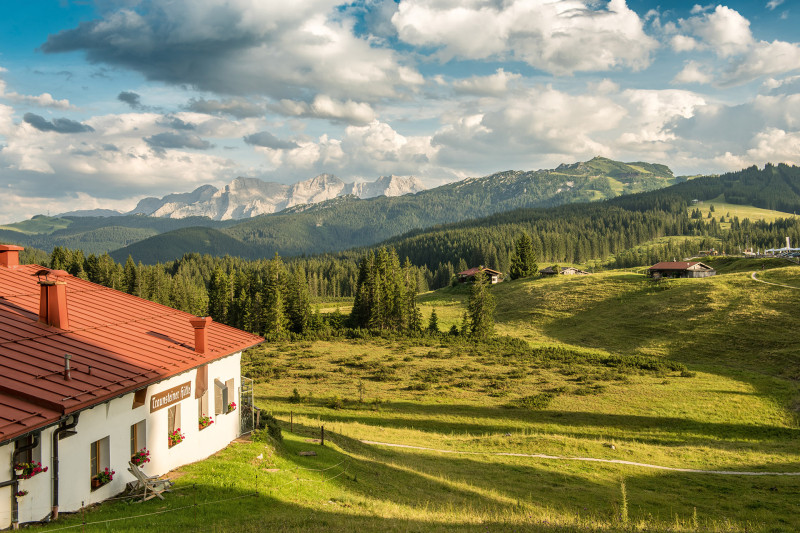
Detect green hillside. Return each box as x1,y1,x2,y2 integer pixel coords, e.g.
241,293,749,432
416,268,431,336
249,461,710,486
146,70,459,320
0,214,72,234
109,227,249,263
39,265,800,532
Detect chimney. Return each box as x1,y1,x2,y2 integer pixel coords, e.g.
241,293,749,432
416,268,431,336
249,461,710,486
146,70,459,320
0,244,24,268
189,316,212,354
38,270,70,329
787,237,791,250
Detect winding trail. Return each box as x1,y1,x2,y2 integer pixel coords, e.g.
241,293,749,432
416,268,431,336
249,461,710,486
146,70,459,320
750,271,800,290
360,440,800,476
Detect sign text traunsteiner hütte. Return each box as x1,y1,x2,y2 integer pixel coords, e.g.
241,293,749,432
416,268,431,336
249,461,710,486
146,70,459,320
150,382,191,413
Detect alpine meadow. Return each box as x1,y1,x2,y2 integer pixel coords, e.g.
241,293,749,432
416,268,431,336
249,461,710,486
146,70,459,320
1,1,800,532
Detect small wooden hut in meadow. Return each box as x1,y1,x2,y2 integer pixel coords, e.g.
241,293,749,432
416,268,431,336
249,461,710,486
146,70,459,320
457,267,502,284
648,261,716,279
539,266,590,277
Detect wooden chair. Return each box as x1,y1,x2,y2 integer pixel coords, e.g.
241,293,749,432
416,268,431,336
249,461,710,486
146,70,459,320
127,462,173,502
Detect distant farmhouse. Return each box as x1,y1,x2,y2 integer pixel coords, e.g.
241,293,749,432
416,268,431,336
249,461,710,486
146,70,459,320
457,267,502,284
648,261,716,279
539,266,590,277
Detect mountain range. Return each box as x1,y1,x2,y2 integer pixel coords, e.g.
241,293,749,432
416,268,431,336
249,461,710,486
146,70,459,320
1,157,685,262
60,174,426,220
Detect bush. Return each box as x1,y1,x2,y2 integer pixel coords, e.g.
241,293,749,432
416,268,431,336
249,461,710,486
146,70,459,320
289,388,302,404
513,393,556,410
254,413,283,442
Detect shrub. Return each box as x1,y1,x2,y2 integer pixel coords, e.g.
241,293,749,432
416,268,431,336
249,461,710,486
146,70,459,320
289,388,302,403
515,392,555,410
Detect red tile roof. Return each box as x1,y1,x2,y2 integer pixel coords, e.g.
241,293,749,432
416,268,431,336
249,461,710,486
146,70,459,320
0,263,263,443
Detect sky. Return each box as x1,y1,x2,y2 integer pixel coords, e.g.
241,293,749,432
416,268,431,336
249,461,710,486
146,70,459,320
0,0,799,223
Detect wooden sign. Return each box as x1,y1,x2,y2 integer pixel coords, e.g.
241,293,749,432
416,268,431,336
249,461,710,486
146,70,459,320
150,382,191,413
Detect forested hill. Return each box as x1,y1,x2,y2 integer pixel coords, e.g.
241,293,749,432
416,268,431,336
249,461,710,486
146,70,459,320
379,163,800,277
110,157,678,262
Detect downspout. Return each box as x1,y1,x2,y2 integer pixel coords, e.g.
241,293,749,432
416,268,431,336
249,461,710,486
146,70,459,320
0,434,40,530
51,414,79,521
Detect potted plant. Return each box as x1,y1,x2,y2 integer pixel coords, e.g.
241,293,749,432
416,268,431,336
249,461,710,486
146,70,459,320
227,401,236,413
198,414,214,430
131,448,150,466
168,428,185,447
14,461,48,480
92,467,114,489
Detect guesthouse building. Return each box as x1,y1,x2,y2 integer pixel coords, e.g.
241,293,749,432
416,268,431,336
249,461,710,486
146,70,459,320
0,245,263,529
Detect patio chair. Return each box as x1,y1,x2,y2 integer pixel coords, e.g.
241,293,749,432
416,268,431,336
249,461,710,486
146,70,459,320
127,462,173,502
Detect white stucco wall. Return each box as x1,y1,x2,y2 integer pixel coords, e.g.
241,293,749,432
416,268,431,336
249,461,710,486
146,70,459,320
0,351,242,528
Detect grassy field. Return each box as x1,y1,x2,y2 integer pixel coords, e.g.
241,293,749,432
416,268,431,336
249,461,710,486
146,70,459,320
36,265,800,532
0,215,71,235
688,197,797,229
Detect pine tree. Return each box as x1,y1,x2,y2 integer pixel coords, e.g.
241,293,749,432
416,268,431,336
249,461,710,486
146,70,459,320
427,309,439,333
207,267,230,323
262,255,287,335
509,233,537,280
467,270,495,339
123,255,138,295
285,267,312,333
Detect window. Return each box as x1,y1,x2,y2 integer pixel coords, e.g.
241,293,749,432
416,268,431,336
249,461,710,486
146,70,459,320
198,389,209,418
90,437,110,487
214,378,236,415
214,379,226,415
168,405,182,447
14,435,40,465
130,420,146,456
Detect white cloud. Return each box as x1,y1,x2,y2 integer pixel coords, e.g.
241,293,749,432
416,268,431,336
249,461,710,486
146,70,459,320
673,60,714,84
392,0,657,75
766,0,785,10
274,95,377,125
452,69,521,96
681,5,753,57
0,79,73,109
42,0,423,104
670,34,700,53
720,40,800,86
251,120,438,179
669,5,800,86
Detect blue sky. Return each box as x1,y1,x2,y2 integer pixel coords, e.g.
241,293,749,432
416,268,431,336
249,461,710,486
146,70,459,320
0,0,798,222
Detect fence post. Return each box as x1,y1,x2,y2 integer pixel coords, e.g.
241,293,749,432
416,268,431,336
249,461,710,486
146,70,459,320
81,501,85,533
193,483,197,528
290,411,293,433
321,425,325,446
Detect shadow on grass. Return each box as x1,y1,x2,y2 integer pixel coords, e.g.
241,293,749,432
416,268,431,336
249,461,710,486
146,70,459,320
264,396,800,449
28,430,800,533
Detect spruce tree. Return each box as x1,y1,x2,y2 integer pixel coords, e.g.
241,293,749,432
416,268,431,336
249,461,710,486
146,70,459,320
467,270,495,339
427,309,439,334
509,233,537,280
207,267,230,323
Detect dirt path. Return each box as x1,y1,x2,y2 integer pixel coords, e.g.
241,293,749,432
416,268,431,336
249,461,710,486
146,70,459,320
360,439,800,476
750,271,800,290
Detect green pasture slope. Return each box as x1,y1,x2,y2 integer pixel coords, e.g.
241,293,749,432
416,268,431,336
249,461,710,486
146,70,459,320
37,265,800,532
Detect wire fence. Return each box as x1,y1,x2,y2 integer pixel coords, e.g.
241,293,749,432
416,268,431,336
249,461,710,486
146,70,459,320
5,460,350,532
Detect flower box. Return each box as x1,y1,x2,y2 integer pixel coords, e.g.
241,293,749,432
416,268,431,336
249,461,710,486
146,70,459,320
227,401,236,413
14,461,48,480
168,428,185,447
198,414,214,430
131,448,150,466
91,467,115,490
